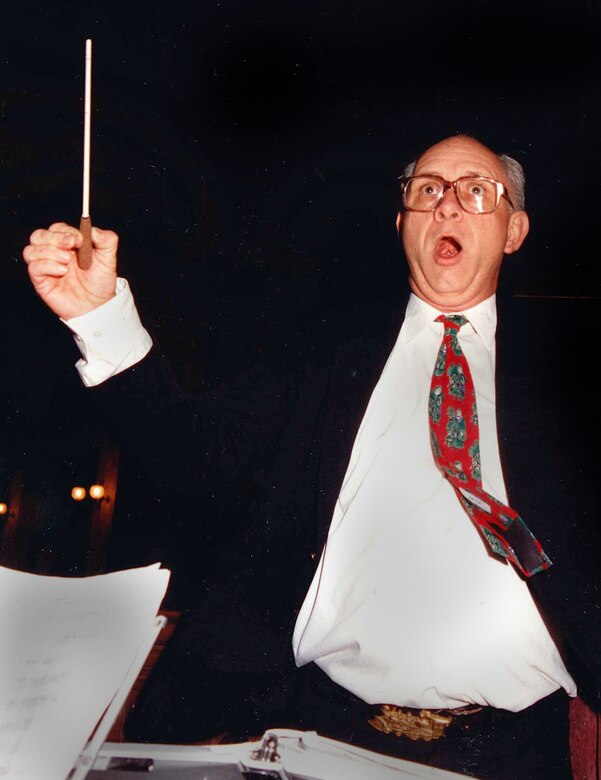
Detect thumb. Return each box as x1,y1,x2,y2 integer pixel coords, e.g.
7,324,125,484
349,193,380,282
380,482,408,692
91,226,119,260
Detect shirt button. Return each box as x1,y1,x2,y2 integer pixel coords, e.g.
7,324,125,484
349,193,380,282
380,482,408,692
93,331,102,338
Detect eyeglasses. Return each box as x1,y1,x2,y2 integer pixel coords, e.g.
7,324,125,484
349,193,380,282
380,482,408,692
399,175,514,214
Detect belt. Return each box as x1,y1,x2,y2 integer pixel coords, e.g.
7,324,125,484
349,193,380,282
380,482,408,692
368,703,483,742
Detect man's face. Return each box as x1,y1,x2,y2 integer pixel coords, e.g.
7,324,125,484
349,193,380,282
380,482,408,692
398,136,529,312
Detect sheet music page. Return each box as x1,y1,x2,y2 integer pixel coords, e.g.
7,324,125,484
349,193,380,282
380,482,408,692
0,563,170,780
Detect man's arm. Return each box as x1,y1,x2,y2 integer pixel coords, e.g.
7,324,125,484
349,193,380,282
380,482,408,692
21,222,301,498
23,223,153,385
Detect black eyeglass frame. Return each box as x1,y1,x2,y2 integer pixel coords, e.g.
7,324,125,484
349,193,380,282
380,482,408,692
398,174,515,214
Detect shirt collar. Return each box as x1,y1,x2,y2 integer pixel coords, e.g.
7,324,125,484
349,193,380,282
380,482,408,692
403,293,497,353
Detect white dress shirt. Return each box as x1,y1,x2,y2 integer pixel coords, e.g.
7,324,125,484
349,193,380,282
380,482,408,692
292,294,576,711
66,285,576,711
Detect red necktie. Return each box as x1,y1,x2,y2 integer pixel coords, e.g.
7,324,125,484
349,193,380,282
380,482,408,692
428,315,552,578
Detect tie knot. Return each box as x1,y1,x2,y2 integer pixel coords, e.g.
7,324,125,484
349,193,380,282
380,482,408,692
436,314,468,332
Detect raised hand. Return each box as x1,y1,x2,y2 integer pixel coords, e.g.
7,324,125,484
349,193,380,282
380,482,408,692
22,222,119,320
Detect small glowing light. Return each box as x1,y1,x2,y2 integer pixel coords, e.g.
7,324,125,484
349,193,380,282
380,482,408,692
89,484,105,500
71,486,86,501
0,503,8,515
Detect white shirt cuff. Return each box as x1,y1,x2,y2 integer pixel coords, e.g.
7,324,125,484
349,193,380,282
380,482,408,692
63,278,153,387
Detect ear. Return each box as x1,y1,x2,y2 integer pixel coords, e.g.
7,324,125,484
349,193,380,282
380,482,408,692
395,211,403,236
504,210,529,255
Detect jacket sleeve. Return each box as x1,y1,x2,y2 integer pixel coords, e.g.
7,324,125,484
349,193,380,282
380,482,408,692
89,341,301,498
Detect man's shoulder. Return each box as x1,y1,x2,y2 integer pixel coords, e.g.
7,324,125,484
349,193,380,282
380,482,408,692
497,292,597,331
497,292,596,375
305,293,407,359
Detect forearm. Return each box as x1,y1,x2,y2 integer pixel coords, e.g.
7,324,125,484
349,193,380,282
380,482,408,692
89,341,299,498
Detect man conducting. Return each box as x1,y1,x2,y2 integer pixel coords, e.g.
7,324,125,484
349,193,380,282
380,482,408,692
23,135,601,778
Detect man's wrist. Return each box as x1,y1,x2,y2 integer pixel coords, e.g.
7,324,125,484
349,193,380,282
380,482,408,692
63,278,153,387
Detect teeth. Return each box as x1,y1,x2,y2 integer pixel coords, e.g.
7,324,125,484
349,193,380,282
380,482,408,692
437,238,460,257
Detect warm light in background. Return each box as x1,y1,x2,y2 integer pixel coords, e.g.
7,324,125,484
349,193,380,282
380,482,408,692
71,486,86,501
89,484,105,500
0,503,8,515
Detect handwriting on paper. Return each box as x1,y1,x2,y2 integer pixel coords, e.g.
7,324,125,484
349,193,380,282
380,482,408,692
0,563,169,780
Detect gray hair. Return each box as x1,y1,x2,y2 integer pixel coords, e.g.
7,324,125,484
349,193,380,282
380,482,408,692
402,141,526,211
498,153,525,211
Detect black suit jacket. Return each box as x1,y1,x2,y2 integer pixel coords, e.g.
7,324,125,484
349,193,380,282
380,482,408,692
93,288,601,739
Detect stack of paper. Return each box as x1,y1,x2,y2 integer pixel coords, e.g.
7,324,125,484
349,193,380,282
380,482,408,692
0,563,170,780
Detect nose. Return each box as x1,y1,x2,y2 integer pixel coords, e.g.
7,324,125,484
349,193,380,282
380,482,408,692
433,187,462,221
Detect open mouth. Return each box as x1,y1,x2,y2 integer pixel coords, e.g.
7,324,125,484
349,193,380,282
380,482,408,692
435,236,462,259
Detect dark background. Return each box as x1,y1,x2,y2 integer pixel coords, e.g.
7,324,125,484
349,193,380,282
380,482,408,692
1,0,600,596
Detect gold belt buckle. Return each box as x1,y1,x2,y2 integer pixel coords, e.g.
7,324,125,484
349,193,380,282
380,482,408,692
368,704,453,742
